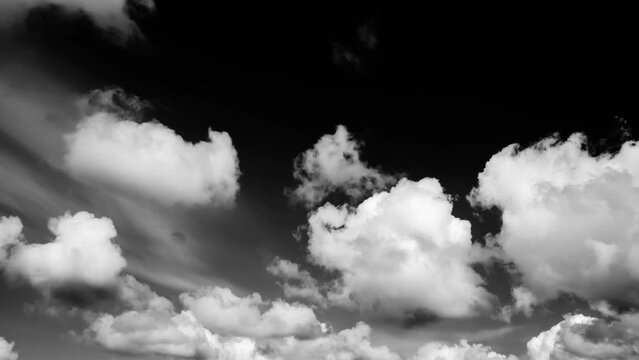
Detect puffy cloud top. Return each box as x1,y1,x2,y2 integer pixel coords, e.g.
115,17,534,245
306,178,494,319
0,337,18,360
269,322,401,360
90,308,267,360
527,313,639,360
412,340,517,360
65,113,240,206
5,211,126,290
290,125,397,208
180,286,326,339
470,134,639,304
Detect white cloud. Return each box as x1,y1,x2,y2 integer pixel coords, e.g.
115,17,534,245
90,309,267,360
470,134,639,305
497,287,539,323
5,211,126,291
527,313,639,360
0,0,154,38
64,112,240,206
0,216,23,262
180,286,326,339
411,340,517,360
289,125,397,208
305,178,494,319
0,337,18,360
267,258,326,306
117,274,174,312
267,322,401,360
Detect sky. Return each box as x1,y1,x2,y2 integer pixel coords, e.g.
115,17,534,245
1,2,639,360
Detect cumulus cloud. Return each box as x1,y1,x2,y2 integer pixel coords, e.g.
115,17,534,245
411,340,517,360
88,275,402,360
289,125,397,208
527,313,639,360
0,337,18,360
180,286,326,339
0,0,154,38
267,322,401,360
304,177,495,319
6,211,125,289
64,110,240,206
497,287,539,323
470,134,639,305
90,309,268,360
1,212,126,307
266,258,326,306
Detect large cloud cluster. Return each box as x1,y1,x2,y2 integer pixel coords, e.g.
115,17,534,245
64,112,240,206
305,177,494,319
289,125,397,208
87,274,406,360
0,337,18,360
471,134,639,305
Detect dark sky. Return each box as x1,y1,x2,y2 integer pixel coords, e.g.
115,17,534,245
1,3,639,360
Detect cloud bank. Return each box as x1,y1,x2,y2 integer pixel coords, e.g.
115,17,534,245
471,134,639,306
289,125,397,208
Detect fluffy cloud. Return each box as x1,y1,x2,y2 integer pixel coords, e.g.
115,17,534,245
0,337,18,360
0,216,22,261
64,111,240,206
90,309,267,360
1,212,126,307
267,258,325,306
0,0,154,38
289,125,397,208
305,178,494,319
268,322,400,360
527,313,639,360
412,340,517,360
89,276,400,360
6,211,125,289
470,134,639,305
180,286,326,339
497,287,539,323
